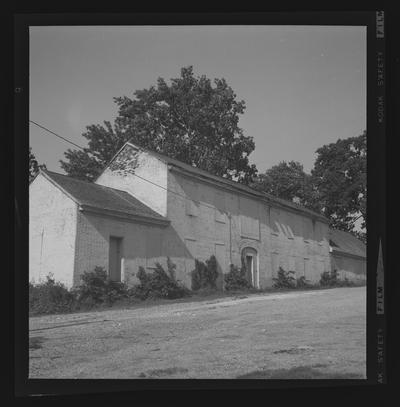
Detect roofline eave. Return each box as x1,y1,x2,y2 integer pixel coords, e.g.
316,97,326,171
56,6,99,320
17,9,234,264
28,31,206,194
168,165,330,224
331,249,366,261
78,204,170,227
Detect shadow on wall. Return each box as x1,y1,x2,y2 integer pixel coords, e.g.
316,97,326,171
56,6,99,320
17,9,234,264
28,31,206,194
81,214,198,287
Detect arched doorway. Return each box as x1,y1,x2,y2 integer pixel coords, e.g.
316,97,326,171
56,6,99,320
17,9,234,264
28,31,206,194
241,247,259,288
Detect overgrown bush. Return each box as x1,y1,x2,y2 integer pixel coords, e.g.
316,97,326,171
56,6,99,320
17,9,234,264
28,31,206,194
319,270,339,287
29,275,76,315
296,275,314,289
272,267,296,289
132,258,190,300
191,255,219,291
224,264,252,291
72,266,129,307
320,270,354,287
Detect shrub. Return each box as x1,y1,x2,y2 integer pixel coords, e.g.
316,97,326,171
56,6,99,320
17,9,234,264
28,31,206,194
319,270,339,287
296,275,314,289
132,258,190,300
191,255,219,291
29,274,76,315
72,266,129,307
272,267,296,289
320,269,356,287
224,264,252,291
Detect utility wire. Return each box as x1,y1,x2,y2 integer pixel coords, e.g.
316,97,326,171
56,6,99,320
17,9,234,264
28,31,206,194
30,120,86,150
30,120,343,222
29,120,218,211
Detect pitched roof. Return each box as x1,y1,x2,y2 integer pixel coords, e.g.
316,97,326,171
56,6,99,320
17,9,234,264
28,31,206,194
329,229,366,259
40,170,169,225
123,142,329,223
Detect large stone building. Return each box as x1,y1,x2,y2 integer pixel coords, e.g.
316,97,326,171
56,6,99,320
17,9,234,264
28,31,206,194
29,141,365,289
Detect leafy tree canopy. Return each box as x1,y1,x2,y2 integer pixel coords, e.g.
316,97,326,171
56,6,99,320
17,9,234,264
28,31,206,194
29,147,46,183
60,66,257,183
251,131,366,240
250,161,321,212
312,131,366,233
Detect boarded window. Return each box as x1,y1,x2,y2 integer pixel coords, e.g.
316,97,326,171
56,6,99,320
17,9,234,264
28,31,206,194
214,191,226,223
302,217,313,241
185,182,199,217
270,208,281,235
239,197,260,240
281,223,295,239
109,236,123,282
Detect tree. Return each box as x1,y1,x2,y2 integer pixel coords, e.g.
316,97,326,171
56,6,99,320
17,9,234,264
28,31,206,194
60,121,129,182
311,131,366,234
250,161,321,212
29,147,46,182
60,66,257,183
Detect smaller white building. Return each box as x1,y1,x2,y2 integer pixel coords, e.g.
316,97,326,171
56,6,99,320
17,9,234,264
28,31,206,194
29,170,169,288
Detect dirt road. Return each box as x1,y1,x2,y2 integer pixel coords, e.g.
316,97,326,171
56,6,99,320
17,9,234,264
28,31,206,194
29,287,366,379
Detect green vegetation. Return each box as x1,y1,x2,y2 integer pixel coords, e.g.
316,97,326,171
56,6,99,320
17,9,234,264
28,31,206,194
29,262,360,316
29,275,76,315
319,269,354,287
272,267,297,289
132,258,190,300
191,255,219,291
224,263,252,291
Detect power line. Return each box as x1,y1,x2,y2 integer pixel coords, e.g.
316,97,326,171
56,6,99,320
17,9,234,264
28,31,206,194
30,120,86,150
29,120,217,211
29,120,337,222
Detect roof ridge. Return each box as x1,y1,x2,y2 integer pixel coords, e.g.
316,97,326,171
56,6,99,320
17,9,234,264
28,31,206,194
126,141,328,221
40,169,167,223
42,169,136,196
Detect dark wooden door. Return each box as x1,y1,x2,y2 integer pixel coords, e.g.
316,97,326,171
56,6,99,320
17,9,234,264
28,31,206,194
109,236,122,282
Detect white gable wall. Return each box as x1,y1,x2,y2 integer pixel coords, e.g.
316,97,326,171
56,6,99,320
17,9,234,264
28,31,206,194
96,144,168,217
29,174,78,288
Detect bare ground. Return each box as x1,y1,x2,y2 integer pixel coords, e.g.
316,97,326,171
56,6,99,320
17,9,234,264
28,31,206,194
29,286,366,379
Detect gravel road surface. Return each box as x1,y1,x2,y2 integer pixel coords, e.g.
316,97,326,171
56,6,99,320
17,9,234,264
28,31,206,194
29,286,366,379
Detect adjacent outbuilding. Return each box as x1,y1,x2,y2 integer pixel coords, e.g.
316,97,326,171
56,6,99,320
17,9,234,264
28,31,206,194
329,229,366,283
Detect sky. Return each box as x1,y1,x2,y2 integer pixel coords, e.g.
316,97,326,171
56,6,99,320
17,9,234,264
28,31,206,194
29,25,366,174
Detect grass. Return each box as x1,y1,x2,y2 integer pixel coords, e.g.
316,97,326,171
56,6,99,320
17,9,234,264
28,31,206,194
29,280,366,318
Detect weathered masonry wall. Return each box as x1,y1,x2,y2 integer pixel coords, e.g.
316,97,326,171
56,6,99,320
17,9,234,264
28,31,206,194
73,211,170,287
29,174,77,288
167,170,331,289
96,144,168,217
331,253,366,282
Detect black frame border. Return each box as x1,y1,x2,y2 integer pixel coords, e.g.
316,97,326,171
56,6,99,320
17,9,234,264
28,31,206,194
13,11,387,398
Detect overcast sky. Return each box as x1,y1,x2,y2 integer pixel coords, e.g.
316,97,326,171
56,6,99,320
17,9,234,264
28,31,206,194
29,25,366,174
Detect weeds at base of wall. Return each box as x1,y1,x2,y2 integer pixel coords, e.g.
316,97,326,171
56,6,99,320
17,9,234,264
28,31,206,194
272,267,297,289
319,270,355,288
29,264,362,316
224,264,252,291
131,258,191,300
191,256,219,291
29,260,191,316
29,275,76,316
